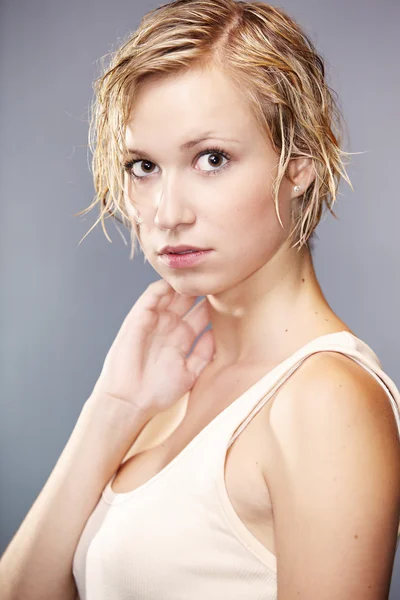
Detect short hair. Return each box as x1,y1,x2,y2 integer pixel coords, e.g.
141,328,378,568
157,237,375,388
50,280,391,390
77,0,353,259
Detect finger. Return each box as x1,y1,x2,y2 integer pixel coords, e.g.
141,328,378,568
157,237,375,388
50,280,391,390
166,293,202,318
186,329,215,375
135,278,174,312
120,279,175,342
192,327,215,362
166,299,209,355
137,279,204,323
182,299,211,339
157,286,198,314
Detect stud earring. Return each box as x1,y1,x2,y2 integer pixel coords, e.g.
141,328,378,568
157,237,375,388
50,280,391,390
134,211,143,225
293,185,301,193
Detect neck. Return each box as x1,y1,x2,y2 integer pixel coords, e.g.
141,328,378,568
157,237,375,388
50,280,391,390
206,243,344,368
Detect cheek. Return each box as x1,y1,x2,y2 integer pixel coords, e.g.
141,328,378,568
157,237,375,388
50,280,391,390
123,196,133,219
215,173,291,259
123,185,141,225
218,169,277,231
123,180,133,215
238,166,292,231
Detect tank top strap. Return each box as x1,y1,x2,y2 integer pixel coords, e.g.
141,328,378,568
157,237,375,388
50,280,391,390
222,332,400,449
227,350,316,448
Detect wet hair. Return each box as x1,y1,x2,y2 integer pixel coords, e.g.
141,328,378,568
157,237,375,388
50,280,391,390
77,0,354,259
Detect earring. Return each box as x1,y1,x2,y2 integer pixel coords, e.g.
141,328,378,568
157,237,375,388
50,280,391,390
293,185,301,193
134,210,143,225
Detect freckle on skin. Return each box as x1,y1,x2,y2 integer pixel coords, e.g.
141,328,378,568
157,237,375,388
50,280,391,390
302,278,305,282
354,534,358,539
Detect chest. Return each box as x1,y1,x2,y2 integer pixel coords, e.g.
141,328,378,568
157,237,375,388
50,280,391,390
111,366,278,554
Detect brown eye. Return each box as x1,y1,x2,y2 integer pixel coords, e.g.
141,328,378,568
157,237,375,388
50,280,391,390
196,151,229,173
132,160,159,178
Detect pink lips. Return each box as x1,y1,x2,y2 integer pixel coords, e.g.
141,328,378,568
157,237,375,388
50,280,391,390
159,244,210,254
159,249,213,269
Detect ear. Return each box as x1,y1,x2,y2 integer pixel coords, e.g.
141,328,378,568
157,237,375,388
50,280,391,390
285,156,316,196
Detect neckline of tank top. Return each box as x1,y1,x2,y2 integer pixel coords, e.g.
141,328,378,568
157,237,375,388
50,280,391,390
102,330,379,503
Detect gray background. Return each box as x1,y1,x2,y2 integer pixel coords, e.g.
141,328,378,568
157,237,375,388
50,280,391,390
1,0,399,595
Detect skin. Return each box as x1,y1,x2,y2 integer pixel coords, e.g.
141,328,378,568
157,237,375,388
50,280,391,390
123,62,350,372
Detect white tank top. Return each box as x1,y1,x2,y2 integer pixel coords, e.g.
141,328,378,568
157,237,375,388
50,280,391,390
72,331,400,600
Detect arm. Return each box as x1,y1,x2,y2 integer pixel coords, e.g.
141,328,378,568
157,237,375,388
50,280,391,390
0,394,152,600
264,352,400,600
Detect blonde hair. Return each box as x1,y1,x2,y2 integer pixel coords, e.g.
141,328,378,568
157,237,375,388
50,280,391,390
77,0,354,259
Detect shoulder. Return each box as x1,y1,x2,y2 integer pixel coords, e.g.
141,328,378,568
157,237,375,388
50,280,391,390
265,349,400,476
263,350,400,599
269,349,399,439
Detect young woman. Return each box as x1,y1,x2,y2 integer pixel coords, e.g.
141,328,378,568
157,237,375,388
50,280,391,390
1,1,399,599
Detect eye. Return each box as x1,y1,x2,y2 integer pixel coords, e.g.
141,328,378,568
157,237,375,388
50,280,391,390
195,148,230,174
196,148,231,175
131,160,160,179
123,146,231,182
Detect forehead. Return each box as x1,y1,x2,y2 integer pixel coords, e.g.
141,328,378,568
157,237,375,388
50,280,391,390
124,65,258,148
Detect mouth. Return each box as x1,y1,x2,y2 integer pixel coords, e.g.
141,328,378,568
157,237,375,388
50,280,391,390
159,245,211,255
159,249,213,268
163,250,203,255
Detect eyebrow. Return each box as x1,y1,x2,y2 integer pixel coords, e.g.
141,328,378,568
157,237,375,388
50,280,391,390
126,133,240,157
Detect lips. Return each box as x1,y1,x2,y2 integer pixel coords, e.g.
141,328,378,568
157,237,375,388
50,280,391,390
159,244,210,254
159,248,212,268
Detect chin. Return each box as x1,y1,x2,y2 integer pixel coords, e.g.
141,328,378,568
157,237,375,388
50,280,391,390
156,272,212,296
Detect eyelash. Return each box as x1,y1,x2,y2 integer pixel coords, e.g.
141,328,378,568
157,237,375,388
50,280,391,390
122,146,231,182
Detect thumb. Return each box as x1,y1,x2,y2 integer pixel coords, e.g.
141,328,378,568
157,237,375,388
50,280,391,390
187,354,209,379
194,358,208,376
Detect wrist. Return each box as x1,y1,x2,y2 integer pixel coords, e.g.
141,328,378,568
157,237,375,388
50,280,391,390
84,392,153,425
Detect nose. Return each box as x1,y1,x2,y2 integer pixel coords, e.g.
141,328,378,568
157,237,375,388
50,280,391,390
153,174,195,230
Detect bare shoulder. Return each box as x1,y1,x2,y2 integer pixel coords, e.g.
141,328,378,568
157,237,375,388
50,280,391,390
264,349,400,477
262,350,400,600
268,349,400,442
